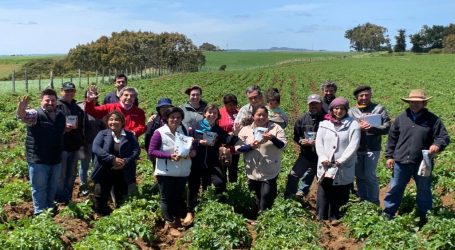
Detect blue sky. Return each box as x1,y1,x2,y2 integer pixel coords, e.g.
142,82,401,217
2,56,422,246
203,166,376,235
1,0,454,54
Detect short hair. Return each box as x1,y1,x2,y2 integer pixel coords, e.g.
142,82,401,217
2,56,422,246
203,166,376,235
252,105,268,116
119,86,138,98
185,85,203,95
103,110,126,128
203,104,221,123
245,85,262,96
266,88,280,104
223,94,238,105
41,88,58,98
163,107,185,124
320,80,338,92
114,73,128,83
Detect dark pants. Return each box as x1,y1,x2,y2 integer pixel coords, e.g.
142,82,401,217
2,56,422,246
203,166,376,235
187,163,228,212
94,170,128,215
248,176,278,213
226,154,240,183
284,154,317,198
156,175,187,223
316,178,351,220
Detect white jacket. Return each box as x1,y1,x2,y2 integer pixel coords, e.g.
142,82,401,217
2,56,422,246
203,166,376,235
154,125,191,177
315,117,360,185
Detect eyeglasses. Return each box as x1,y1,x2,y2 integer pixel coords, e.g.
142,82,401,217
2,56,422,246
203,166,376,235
248,95,261,101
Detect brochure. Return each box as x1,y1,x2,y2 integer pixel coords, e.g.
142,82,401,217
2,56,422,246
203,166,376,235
254,127,268,142
174,132,193,158
363,114,382,127
304,131,316,141
203,131,218,146
66,115,78,128
418,149,433,176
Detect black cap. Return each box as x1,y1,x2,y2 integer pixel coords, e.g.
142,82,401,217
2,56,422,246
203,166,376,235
62,82,76,90
353,85,371,97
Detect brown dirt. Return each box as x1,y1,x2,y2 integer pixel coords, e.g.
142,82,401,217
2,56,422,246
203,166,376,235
3,201,34,221
441,192,455,208
54,215,91,246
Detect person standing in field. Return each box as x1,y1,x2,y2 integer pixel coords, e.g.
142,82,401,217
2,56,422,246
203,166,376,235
91,111,140,216
284,94,326,199
103,74,139,106
218,94,240,183
77,90,105,196
235,105,287,213
16,89,66,214
320,80,338,113
265,88,289,129
348,85,391,205
234,85,264,133
315,97,360,223
180,85,207,132
383,89,450,227
55,82,86,204
85,85,146,138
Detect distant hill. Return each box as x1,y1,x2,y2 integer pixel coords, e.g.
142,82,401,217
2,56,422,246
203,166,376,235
226,47,326,52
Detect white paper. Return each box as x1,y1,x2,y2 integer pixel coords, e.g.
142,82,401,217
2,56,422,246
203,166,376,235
66,115,78,127
254,127,268,142
174,132,193,158
418,150,433,176
203,131,218,146
363,114,382,127
324,166,338,179
304,131,316,141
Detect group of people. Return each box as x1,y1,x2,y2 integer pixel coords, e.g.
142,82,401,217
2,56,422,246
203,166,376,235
17,75,450,236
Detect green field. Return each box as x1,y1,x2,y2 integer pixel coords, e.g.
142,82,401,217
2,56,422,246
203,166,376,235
0,52,454,249
0,54,65,79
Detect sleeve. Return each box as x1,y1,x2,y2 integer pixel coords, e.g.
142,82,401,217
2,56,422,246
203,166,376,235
271,125,287,149
234,105,247,125
293,118,302,145
337,122,361,164
130,109,146,137
432,118,450,151
148,131,172,159
385,118,400,159
368,105,391,135
123,133,140,165
315,124,329,163
92,131,115,165
235,127,250,153
85,101,109,119
17,108,38,126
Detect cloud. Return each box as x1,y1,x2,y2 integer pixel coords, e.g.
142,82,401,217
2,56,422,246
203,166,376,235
16,21,38,25
295,24,343,33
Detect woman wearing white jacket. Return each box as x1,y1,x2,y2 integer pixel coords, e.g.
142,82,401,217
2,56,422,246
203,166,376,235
315,97,360,222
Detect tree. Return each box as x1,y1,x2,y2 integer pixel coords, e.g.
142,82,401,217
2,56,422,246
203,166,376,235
199,42,217,51
394,29,406,52
443,34,455,53
344,23,389,52
409,25,446,52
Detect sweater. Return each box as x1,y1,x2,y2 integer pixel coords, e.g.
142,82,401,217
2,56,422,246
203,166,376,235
315,117,360,185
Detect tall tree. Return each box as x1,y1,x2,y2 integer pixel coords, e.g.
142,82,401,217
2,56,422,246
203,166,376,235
394,29,406,52
443,34,455,53
199,42,217,51
409,25,446,52
345,23,389,52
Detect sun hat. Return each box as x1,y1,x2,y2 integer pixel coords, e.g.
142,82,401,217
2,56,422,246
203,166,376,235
329,97,350,110
400,89,432,102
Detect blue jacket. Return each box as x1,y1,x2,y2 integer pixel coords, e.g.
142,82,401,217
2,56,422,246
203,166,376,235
91,129,140,184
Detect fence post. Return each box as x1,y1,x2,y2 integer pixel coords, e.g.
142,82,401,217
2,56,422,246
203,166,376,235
87,73,90,86
25,68,28,93
78,69,81,88
102,69,105,84
95,70,98,84
50,70,54,89
61,74,64,85
12,70,15,93
38,75,41,91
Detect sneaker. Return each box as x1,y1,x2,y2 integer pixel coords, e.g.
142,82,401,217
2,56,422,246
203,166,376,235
296,191,304,198
79,184,89,197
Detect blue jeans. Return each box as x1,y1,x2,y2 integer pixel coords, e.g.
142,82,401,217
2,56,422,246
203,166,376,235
298,168,315,195
383,162,432,218
355,151,380,205
28,162,61,214
284,154,316,198
56,151,78,203
78,144,93,186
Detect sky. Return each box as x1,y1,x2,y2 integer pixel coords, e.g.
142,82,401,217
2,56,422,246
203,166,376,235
1,0,454,55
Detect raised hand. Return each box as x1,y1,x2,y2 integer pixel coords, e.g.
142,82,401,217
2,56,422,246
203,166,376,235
17,96,30,119
86,85,99,102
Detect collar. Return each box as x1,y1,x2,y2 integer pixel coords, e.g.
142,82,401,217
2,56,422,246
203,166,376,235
112,129,126,143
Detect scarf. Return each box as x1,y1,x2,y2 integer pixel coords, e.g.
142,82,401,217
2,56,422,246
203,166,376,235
324,112,343,126
195,118,212,134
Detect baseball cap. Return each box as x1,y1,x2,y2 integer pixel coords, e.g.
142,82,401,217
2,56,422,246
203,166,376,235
62,82,76,90
307,94,322,104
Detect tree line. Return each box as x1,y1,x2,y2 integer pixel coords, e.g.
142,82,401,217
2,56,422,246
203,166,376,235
10,30,205,80
345,23,455,53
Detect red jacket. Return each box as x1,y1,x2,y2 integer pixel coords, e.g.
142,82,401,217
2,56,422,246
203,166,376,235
85,101,146,137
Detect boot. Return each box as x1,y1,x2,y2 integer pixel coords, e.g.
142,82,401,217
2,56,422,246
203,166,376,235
182,212,194,226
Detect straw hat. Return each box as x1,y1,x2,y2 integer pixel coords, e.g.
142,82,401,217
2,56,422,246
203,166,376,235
400,89,432,102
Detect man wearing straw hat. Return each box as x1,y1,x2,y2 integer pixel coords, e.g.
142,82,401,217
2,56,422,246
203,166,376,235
383,89,450,226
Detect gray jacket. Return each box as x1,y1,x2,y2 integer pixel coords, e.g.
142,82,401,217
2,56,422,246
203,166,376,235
180,101,207,132
316,117,360,186
348,103,390,152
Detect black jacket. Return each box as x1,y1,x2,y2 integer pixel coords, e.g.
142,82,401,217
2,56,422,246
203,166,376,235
26,108,66,164
57,99,86,152
293,111,326,162
385,108,450,165
91,129,140,185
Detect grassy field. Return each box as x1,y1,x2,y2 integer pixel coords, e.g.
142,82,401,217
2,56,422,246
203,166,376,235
0,54,65,79
0,52,454,249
